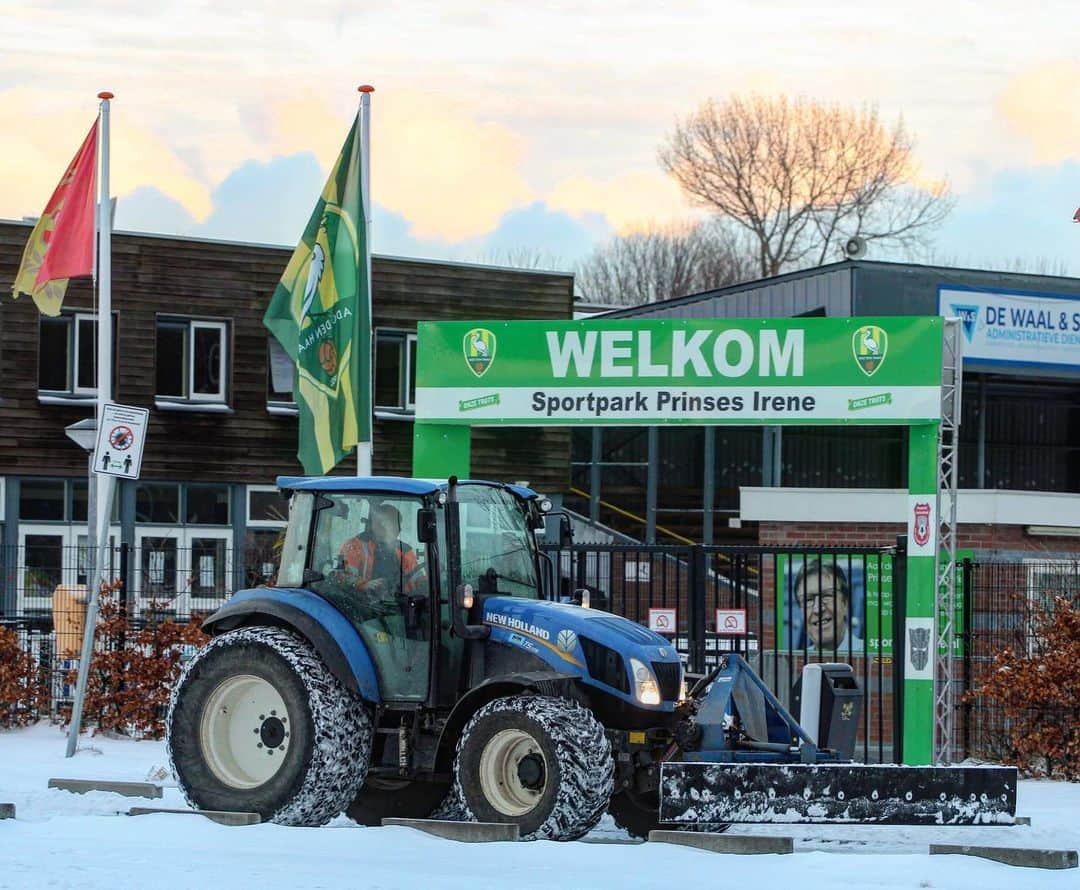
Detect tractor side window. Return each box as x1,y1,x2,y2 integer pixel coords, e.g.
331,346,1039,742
309,493,430,702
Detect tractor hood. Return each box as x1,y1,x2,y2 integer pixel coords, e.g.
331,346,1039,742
481,596,683,710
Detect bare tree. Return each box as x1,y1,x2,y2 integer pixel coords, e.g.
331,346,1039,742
659,95,954,277
472,246,565,271
576,219,752,306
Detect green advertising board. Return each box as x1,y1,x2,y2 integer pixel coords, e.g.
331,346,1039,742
412,315,950,766
415,317,943,426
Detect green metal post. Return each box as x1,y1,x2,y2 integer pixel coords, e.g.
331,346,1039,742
903,422,939,765
412,423,471,478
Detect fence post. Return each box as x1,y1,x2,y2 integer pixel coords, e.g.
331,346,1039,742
892,534,907,764
961,556,974,759
689,546,707,674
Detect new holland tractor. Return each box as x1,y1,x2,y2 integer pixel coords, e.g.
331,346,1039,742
166,476,1015,840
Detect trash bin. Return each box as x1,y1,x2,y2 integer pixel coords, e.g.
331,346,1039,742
799,663,862,760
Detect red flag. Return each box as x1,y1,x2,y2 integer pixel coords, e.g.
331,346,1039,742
11,119,99,316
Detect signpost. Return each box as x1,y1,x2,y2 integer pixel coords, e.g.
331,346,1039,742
411,315,957,766
92,403,149,479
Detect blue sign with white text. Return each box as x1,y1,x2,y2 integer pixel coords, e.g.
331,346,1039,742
939,286,1080,369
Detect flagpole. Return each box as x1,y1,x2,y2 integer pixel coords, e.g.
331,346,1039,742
356,84,374,478
66,91,115,756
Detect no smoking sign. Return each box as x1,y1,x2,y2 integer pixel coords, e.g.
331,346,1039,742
716,608,747,636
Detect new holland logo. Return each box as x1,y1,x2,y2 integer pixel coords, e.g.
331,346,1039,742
913,501,932,547
464,328,496,377
852,324,888,377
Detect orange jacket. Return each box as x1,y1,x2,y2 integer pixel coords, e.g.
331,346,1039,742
340,535,425,597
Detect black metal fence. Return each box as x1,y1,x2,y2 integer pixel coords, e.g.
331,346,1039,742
963,558,1080,762
4,539,1065,764
541,541,901,763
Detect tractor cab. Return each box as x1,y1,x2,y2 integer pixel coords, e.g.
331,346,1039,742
272,476,551,706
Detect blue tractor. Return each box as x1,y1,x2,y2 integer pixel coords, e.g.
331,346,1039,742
166,476,1015,840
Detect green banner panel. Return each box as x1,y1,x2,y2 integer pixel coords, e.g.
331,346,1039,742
415,317,944,426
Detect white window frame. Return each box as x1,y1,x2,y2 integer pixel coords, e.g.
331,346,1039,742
38,311,108,402
266,336,297,412
17,522,120,614
188,320,228,403
72,312,99,396
133,526,233,616
246,484,289,528
155,317,229,407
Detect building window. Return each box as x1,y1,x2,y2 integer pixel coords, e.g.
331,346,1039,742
38,312,114,401
247,485,290,528
186,484,230,525
136,483,181,524
156,318,229,405
374,331,417,411
267,336,296,408
20,479,66,521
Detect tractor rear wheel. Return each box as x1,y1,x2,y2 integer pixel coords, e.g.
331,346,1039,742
167,626,372,826
452,695,614,841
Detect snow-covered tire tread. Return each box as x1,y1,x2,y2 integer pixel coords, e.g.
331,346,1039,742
452,695,614,841
166,626,372,827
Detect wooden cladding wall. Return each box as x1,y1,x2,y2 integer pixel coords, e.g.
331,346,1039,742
0,222,573,490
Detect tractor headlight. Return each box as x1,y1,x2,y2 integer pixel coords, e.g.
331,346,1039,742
629,657,661,706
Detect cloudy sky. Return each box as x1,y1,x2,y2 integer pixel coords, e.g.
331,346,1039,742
2,1,1078,273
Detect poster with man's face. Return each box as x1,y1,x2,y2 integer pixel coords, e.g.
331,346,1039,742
777,556,870,654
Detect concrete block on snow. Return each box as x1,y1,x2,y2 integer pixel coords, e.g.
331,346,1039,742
49,778,162,798
930,844,1077,870
381,818,519,842
128,807,261,826
648,830,793,854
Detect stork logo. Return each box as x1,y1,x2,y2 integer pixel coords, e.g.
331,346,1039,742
464,328,496,377
913,502,932,547
909,627,931,672
852,325,888,377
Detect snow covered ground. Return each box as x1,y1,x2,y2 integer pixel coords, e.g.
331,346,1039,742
1,723,1077,890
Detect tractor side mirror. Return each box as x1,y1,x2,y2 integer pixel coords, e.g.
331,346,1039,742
417,508,437,544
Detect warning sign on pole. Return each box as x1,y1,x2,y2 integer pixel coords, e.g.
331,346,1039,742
648,607,677,635
716,608,747,636
93,403,149,480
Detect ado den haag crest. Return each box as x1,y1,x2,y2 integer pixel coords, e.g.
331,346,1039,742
852,324,888,377
464,328,496,377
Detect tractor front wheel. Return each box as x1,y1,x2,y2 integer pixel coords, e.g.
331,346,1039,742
452,695,614,841
167,626,372,826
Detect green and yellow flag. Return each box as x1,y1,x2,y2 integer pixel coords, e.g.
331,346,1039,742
263,115,370,474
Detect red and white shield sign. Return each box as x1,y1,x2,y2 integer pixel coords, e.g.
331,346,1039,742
913,502,932,547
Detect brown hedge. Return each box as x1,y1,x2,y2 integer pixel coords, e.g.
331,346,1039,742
968,594,1080,779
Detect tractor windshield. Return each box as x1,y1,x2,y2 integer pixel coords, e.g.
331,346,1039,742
443,485,539,599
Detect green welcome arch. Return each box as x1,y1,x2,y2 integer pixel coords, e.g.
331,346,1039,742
411,316,960,766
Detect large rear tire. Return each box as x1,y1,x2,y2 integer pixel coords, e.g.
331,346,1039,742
452,695,614,841
166,626,372,826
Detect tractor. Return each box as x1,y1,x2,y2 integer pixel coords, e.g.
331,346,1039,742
166,476,1015,840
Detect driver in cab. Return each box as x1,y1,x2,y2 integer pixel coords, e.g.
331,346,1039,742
338,503,425,600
